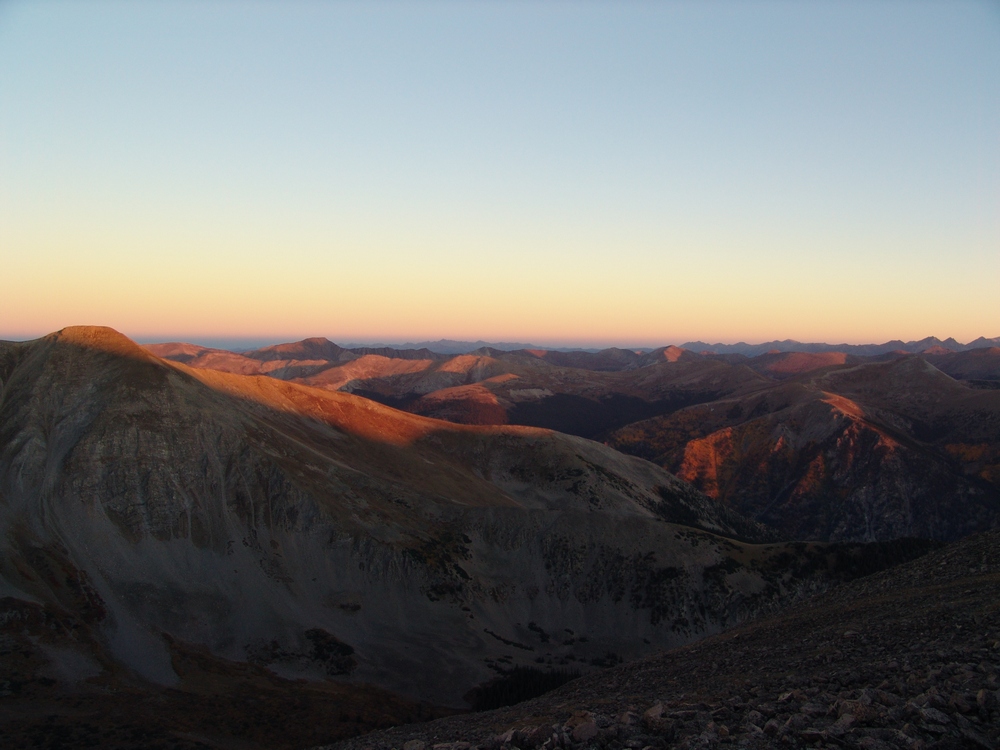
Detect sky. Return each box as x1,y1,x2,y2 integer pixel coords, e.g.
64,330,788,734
1,0,998,348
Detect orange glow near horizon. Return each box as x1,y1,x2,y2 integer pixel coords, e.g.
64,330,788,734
2,218,996,347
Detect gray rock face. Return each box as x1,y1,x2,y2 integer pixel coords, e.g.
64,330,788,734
0,327,924,706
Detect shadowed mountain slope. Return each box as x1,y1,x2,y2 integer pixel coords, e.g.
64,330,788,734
743,351,859,379
324,529,999,750
923,347,1000,383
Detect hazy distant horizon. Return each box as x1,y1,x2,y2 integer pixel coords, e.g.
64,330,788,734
3,327,998,355
138,332,1000,354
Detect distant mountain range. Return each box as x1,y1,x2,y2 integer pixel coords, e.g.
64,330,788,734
339,339,591,354
126,335,1000,356
678,335,1000,357
334,336,1000,356
144,333,1000,544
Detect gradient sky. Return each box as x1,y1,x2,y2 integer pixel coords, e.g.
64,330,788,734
1,0,998,347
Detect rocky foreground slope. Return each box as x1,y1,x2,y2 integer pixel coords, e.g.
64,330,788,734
323,528,1000,750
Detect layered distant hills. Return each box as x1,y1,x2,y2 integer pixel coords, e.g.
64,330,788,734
307,336,1000,357
676,335,1000,357
147,335,1000,544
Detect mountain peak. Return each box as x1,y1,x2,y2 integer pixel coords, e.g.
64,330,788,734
51,325,151,360
652,345,689,363
245,337,346,362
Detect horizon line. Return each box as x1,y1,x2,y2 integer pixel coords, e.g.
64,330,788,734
2,326,998,353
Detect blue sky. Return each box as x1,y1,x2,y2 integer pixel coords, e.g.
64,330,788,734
1,0,998,346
